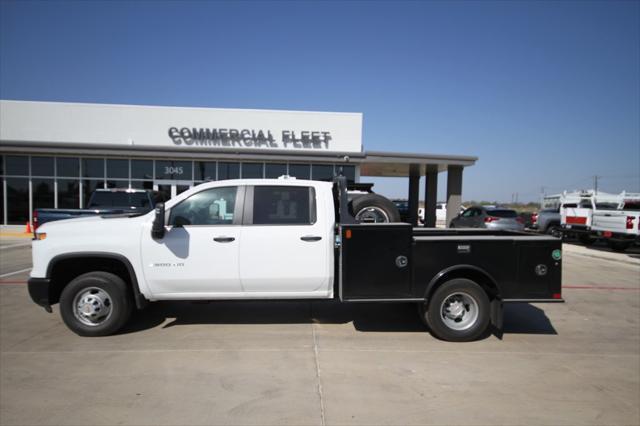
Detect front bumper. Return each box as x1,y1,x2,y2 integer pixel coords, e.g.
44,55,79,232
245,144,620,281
28,277,53,313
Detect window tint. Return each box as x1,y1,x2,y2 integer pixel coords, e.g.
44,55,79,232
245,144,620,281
155,160,192,180
579,199,593,208
288,164,310,180
58,179,79,208
218,162,240,180
131,160,153,179
169,187,237,226
462,208,475,217
82,158,104,178
595,202,618,210
253,186,315,225
6,156,29,176
57,157,80,177
242,163,263,178
31,157,54,176
107,159,129,179
195,161,216,181
312,164,334,181
32,179,54,209
265,163,287,178
487,209,518,218
88,192,151,209
622,202,640,211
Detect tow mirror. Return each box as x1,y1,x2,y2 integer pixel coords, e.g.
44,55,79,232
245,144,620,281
151,203,165,239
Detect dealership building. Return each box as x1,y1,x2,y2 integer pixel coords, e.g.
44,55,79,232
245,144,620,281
0,100,477,227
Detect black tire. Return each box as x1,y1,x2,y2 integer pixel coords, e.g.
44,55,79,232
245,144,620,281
578,234,595,245
418,278,490,342
546,224,562,238
350,194,401,223
608,240,631,252
59,271,133,337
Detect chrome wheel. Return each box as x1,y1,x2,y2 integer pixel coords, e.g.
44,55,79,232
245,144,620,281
72,287,113,327
355,207,390,223
439,292,479,331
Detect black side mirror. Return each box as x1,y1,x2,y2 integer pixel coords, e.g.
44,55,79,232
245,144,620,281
151,203,165,239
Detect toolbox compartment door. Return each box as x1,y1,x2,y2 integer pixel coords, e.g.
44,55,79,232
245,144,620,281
340,223,413,300
516,244,562,298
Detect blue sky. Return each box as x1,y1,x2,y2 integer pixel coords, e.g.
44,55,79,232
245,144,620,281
1,0,638,202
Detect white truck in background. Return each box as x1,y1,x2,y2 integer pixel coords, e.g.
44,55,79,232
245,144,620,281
591,194,640,251
560,190,622,244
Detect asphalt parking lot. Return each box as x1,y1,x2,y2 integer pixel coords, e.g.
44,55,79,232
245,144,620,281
0,237,639,426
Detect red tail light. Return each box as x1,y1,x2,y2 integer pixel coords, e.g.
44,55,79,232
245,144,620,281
626,216,634,229
552,293,562,299
33,210,39,231
484,216,499,223
531,213,538,225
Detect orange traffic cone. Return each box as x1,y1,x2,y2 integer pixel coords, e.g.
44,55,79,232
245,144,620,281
25,222,32,234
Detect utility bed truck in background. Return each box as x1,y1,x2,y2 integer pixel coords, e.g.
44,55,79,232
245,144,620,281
28,177,563,342
591,196,640,251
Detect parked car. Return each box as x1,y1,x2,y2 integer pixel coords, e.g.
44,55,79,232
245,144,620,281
33,188,157,231
534,207,562,237
449,206,525,231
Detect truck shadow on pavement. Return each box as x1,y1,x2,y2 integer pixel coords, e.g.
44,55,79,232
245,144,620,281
120,300,557,336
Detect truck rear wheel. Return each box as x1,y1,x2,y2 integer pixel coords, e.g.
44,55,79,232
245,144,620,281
351,194,401,223
59,272,132,337
420,278,490,342
578,234,595,245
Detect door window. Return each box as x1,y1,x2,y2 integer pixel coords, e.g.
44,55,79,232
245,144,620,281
252,186,315,225
462,208,475,217
169,187,237,226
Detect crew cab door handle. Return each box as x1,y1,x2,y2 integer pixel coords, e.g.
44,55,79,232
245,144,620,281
213,236,235,243
300,236,322,242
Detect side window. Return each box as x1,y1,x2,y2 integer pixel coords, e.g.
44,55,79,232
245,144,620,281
462,208,475,217
253,186,316,225
169,187,237,226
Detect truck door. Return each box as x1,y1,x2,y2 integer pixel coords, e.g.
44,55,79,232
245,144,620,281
141,186,243,296
239,185,331,295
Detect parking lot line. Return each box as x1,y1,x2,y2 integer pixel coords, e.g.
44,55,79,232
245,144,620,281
563,285,640,290
0,268,31,278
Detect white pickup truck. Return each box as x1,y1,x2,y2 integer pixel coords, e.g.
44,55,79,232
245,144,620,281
28,177,563,342
591,199,640,251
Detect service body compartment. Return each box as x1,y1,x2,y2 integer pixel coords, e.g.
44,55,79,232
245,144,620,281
339,223,413,300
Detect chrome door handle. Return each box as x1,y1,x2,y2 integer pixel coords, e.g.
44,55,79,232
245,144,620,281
213,237,235,243
301,236,322,242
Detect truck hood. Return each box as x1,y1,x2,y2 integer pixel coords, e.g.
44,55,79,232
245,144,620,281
38,211,152,233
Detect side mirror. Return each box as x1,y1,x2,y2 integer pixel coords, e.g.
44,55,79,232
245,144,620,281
151,203,165,239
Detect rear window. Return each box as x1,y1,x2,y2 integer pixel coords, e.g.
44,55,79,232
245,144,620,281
487,209,517,218
596,202,619,210
541,208,559,213
253,186,316,225
622,202,640,211
88,192,150,209
563,203,578,208
579,199,592,208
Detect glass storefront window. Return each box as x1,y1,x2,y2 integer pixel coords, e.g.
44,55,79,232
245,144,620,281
131,160,153,180
31,157,54,176
32,178,54,209
57,157,80,177
218,162,240,180
288,164,310,180
155,160,192,180
82,158,105,178
58,179,80,209
6,156,29,176
6,178,29,224
107,159,129,179
83,180,104,207
265,163,287,178
336,165,356,183
106,180,129,189
312,164,335,181
195,161,216,181
0,155,4,175
241,163,263,179
131,180,153,190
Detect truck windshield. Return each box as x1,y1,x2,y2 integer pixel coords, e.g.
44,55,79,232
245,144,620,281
487,209,517,218
88,192,150,209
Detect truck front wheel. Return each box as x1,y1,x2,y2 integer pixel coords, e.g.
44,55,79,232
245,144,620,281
59,272,133,337
420,278,490,342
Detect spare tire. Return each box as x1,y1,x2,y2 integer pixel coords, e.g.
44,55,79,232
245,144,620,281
350,194,401,223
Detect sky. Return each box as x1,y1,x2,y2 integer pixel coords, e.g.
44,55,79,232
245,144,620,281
1,0,638,202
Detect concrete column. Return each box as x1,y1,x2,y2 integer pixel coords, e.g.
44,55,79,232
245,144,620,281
423,165,438,227
407,164,420,226
445,165,463,227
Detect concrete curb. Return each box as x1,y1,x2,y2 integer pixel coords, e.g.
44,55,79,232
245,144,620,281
562,243,640,266
0,232,33,239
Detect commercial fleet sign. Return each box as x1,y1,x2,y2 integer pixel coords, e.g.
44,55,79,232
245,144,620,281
0,101,363,154
168,127,332,149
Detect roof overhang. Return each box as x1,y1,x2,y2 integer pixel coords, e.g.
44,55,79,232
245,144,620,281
360,150,478,177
